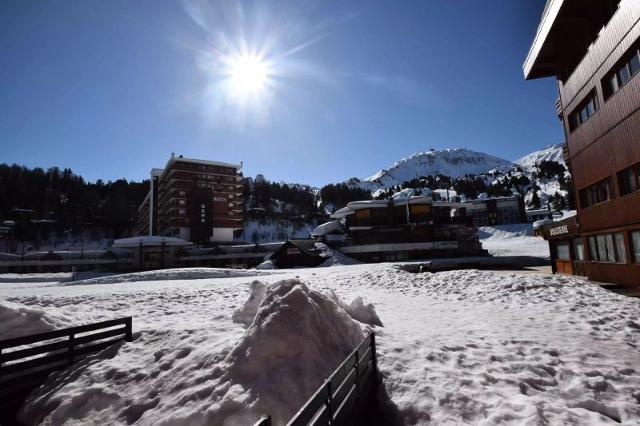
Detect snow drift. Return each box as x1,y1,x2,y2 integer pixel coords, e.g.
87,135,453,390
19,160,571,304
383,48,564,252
0,300,66,340
227,279,367,423
65,268,277,286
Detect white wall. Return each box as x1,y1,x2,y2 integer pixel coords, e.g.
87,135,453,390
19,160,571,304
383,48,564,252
211,228,234,242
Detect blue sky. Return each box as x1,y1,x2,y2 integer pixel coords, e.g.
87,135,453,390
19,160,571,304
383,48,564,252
0,0,561,187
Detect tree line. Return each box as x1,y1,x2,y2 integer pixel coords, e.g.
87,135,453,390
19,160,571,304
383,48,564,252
0,164,147,244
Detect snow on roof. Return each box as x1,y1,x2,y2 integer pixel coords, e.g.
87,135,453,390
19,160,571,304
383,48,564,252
165,155,242,172
331,195,436,219
311,220,345,237
112,236,193,248
330,206,354,219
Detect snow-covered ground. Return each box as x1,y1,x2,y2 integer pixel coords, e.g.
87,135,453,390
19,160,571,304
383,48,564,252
478,224,550,258
2,263,640,425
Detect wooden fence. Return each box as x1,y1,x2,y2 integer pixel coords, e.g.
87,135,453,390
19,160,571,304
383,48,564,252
255,332,378,426
0,317,133,419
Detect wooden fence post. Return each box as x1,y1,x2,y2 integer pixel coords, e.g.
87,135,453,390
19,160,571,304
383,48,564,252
68,332,75,365
125,317,133,342
326,380,333,422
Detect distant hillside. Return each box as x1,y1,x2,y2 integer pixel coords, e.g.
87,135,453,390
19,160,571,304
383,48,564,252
348,148,514,191
514,143,565,170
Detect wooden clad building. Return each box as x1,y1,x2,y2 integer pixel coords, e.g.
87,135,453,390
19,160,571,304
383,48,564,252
525,0,640,287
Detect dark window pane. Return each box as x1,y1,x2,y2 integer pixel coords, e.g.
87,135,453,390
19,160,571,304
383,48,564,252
580,107,589,123
557,243,571,260
627,168,638,193
630,52,640,76
619,65,631,85
605,74,619,97
586,99,595,117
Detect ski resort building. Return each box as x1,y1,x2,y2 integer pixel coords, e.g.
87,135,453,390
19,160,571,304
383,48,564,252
312,195,487,262
462,196,525,226
525,0,640,287
136,155,244,243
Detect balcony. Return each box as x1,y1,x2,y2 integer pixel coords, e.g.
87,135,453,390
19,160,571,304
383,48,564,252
524,0,621,81
555,96,563,118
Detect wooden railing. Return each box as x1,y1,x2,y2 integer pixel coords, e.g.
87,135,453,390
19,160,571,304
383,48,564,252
256,333,377,426
0,317,133,418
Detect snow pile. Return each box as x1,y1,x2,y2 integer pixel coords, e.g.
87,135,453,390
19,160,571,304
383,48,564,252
327,290,383,327
232,280,267,327
0,300,68,339
226,279,366,423
255,260,276,270
0,271,115,284
478,224,550,258
64,268,277,286
0,273,76,283
314,242,361,267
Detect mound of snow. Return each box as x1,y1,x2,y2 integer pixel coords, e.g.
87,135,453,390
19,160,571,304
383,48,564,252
255,260,276,270
314,242,361,267
65,268,277,286
0,300,69,339
232,281,267,327
327,290,383,327
226,279,367,423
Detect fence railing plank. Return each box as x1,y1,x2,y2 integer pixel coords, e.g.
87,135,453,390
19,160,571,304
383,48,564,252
0,316,133,421
285,332,377,426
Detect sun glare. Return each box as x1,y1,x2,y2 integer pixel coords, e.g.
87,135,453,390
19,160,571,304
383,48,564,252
225,53,271,100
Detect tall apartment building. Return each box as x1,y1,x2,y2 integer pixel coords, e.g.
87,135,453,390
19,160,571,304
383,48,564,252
525,0,640,287
136,155,244,243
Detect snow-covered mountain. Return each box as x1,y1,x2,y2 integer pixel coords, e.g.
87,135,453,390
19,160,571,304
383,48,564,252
354,148,514,190
514,143,565,170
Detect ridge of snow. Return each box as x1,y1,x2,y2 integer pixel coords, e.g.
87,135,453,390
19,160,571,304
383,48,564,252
514,143,565,170
360,148,513,190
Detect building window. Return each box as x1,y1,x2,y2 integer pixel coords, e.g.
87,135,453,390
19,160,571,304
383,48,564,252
410,204,430,215
615,232,627,263
178,209,186,215
556,242,571,260
617,163,640,196
603,44,640,99
355,209,370,219
631,231,640,263
179,199,186,206
569,91,598,132
573,238,586,261
588,233,626,263
580,178,612,208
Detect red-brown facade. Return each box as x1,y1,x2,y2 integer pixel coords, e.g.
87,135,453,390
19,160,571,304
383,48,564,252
526,0,640,287
137,155,243,243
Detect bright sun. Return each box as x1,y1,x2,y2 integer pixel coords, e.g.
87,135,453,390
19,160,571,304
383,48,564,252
225,53,271,99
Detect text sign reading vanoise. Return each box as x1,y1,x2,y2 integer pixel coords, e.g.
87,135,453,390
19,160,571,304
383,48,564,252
549,225,569,236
